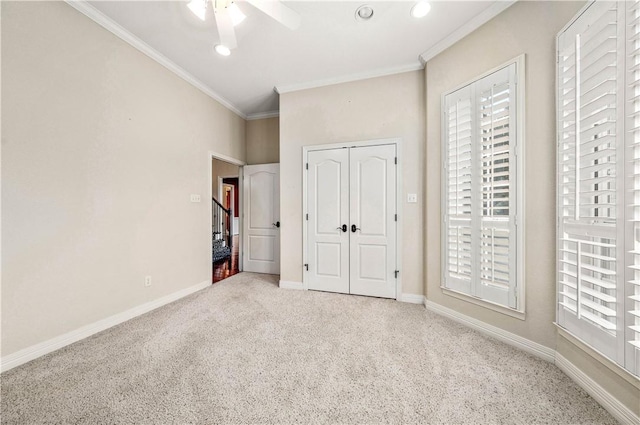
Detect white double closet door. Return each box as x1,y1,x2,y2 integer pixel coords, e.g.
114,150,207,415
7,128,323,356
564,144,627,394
306,144,397,299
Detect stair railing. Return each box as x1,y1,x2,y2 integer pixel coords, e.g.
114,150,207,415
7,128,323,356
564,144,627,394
212,197,233,252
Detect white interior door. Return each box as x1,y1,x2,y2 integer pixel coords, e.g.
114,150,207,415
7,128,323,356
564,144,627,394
304,144,397,299
307,149,350,294
243,164,280,274
349,145,397,298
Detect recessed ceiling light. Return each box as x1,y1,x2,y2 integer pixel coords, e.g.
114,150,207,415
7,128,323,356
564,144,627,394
215,44,231,56
411,1,431,18
355,5,374,21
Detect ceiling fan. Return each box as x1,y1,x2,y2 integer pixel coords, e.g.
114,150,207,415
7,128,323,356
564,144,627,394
187,0,301,55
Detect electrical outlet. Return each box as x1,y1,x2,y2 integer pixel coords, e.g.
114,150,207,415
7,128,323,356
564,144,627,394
407,193,418,203
144,276,152,287
190,194,201,203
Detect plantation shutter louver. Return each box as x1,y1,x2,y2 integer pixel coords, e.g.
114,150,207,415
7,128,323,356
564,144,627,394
443,63,520,310
444,86,474,295
557,0,640,376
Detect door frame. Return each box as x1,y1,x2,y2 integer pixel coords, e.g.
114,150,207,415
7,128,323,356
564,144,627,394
218,176,239,236
301,138,403,300
209,151,245,279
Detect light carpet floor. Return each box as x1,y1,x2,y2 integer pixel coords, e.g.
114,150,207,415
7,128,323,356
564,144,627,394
1,273,617,424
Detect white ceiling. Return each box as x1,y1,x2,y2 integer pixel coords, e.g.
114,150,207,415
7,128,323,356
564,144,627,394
84,0,508,118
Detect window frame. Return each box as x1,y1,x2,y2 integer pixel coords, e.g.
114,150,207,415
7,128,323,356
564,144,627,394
440,55,526,315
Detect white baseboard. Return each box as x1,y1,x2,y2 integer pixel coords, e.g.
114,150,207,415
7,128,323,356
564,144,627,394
279,280,304,290
425,299,639,424
424,300,556,362
398,293,426,304
555,354,640,425
1,280,211,373
4,279,636,425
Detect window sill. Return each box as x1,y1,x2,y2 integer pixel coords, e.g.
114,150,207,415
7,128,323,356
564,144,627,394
440,287,526,321
555,324,640,389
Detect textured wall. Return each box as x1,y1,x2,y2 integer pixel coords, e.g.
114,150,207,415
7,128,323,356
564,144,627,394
1,1,246,356
425,0,639,416
279,70,426,295
211,158,240,202
425,0,583,349
246,117,279,165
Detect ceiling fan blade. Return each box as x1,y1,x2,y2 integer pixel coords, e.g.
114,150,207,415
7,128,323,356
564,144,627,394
246,0,301,30
214,8,237,49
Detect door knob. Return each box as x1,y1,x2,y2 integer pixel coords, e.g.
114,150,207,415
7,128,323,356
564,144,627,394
272,221,280,228
351,224,360,233
336,224,347,232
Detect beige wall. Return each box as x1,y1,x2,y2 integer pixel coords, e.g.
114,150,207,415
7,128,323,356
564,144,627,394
4,0,636,415
556,332,640,417
246,117,279,165
425,0,639,415
1,1,245,356
279,70,425,295
425,0,582,350
211,158,240,202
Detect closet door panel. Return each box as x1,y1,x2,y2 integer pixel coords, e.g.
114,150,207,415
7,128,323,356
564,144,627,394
307,149,350,294
349,144,397,299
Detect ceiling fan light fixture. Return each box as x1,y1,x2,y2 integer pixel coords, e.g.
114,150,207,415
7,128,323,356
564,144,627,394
355,5,374,22
187,0,207,21
411,1,431,18
228,3,246,26
214,44,231,56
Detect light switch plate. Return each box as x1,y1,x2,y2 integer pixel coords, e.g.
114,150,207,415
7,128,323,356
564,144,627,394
407,193,417,203
190,194,201,203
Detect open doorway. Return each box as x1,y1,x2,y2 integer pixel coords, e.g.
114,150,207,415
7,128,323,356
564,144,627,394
211,156,242,283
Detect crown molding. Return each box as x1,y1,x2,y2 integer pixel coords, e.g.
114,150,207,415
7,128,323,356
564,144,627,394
246,110,280,120
64,0,247,120
419,0,517,65
274,62,424,95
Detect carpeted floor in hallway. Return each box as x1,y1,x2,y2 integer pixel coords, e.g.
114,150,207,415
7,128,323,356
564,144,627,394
0,272,617,424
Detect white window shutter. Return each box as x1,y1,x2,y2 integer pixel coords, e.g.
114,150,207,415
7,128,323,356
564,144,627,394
475,65,517,308
557,0,620,361
625,0,640,376
444,86,474,295
558,13,580,316
443,63,520,310
557,0,640,376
